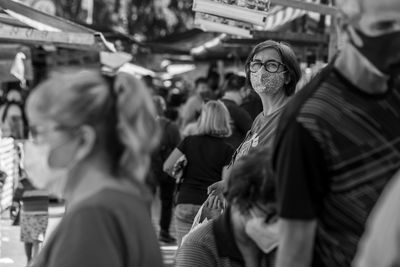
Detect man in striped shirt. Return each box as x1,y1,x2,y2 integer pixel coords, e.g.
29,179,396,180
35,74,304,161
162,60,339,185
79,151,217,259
273,0,400,266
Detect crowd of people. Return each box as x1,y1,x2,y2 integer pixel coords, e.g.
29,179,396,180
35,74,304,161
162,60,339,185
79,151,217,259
14,0,400,266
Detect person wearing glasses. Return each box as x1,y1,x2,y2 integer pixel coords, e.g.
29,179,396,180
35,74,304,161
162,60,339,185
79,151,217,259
176,149,278,267
24,70,164,267
207,40,301,205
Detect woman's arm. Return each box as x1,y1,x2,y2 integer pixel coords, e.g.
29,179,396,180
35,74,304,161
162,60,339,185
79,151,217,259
163,148,184,177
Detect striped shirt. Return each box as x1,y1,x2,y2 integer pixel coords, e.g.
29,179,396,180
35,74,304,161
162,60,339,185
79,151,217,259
175,209,274,267
273,44,400,266
22,190,49,215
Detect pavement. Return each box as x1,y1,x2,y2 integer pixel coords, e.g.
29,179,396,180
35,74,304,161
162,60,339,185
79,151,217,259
0,194,178,267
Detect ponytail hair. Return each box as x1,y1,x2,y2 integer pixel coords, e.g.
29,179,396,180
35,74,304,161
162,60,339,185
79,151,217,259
114,73,160,182
27,69,160,184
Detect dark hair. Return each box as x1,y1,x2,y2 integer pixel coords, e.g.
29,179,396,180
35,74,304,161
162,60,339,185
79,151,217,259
153,95,166,117
224,74,246,92
142,75,154,88
225,149,275,214
224,72,235,81
245,40,301,96
195,77,208,88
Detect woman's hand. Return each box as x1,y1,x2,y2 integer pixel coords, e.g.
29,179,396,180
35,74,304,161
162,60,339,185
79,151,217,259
205,182,225,210
207,180,224,195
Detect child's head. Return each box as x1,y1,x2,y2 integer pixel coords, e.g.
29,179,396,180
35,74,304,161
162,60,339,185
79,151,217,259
225,148,276,219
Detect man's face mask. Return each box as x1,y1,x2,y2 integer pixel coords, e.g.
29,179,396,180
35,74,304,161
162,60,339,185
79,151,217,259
353,28,400,75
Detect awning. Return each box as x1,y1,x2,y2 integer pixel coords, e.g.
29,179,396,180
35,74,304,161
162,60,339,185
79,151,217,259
0,0,113,51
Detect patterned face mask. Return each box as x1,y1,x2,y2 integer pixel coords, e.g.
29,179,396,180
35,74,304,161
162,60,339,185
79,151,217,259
250,69,285,95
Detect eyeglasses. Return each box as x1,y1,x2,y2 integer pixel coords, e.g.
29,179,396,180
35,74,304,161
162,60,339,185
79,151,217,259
249,60,286,73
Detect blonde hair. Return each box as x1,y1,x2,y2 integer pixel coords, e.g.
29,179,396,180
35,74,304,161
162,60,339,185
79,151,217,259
197,100,231,137
27,69,160,183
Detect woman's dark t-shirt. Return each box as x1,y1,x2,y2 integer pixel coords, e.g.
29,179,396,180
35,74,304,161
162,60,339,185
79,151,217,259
32,188,163,267
177,135,234,205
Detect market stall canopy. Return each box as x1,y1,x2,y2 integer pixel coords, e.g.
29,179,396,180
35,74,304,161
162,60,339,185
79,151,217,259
145,18,329,61
144,0,334,60
143,28,217,56
0,0,113,51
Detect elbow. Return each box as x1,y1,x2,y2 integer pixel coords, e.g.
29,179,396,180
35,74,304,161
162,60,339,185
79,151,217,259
163,162,171,174
163,163,168,173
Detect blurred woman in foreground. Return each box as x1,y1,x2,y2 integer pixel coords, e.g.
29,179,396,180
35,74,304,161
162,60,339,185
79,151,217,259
24,70,163,267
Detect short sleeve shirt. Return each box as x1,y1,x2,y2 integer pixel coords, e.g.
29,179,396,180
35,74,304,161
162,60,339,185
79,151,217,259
32,188,163,267
231,108,283,165
273,66,400,266
177,135,234,205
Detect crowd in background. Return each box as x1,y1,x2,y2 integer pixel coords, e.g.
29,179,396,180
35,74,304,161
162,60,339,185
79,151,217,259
9,0,400,267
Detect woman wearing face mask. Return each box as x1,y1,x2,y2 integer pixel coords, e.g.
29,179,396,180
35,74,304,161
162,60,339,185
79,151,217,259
24,70,164,267
176,149,278,267
207,40,301,203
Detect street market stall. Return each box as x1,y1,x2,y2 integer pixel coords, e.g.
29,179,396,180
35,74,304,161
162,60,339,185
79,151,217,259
0,0,124,214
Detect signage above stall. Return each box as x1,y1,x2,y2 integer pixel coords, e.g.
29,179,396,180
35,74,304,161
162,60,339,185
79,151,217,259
192,0,270,38
194,12,253,38
193,0,337,39
0,22,96,47
32,0,56,16
12,0,56,16
193,0,270,26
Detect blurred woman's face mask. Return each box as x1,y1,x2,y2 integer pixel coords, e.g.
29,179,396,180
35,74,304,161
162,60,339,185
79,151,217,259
23,125,82,197
24,141,69,197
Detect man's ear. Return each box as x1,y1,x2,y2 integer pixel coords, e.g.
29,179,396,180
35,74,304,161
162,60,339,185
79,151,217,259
347,25,364,47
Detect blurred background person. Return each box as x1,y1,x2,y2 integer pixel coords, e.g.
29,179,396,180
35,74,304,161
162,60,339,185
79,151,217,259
175,149,277,267
141,74,156,95
24,70,163,267
240,89,263,121
164,100,234,247
150,96,181,243
220,74,252,150
14,169,49,267
181,118,199,138
180,77,211,128
207,71,221,98
207,40,301,204
165,88,184,123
